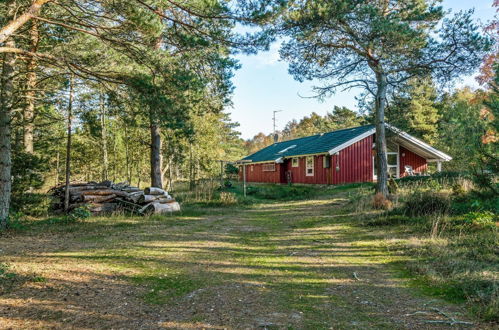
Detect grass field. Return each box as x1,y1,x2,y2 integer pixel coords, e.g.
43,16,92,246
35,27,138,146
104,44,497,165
0,184,496,329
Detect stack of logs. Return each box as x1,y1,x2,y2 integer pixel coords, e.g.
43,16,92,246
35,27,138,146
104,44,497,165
50,181,180,215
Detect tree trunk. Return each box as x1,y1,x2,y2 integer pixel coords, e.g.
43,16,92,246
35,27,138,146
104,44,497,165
0,0,50,44
100,91,108,181
55,150,60,186
374,71,389,197
189,144,195,190
150,123,163,188
64,75,74,212
0,38,16,229
23,21,39,153
124,124,131,183
149,34,163,189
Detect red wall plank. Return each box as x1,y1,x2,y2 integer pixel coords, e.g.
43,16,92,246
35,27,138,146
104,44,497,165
399,146,428,177
332,135,373,184
283,155,331,184
239,162,283,183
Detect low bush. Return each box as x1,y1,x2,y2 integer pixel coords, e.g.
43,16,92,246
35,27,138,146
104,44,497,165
67,206,92,222
246,185,317,200
450,193,498,215
403,191,451,216
364,214,421,226
396,171,470,187
372,192,392,210
452,211,497,230
219,192,238,205
10,193,52,217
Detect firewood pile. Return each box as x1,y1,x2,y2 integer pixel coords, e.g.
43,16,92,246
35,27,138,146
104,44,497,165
50,181,180,215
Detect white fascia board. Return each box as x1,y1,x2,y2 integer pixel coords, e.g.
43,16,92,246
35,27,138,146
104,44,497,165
328,128,376,155
385,124,452,161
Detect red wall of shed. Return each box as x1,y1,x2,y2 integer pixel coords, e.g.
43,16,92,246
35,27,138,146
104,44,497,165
284,155,331,184
239,162,283,183
331,135,373,185
399,146,428,177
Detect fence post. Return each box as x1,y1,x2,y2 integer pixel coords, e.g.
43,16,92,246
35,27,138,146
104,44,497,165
243,164,247,197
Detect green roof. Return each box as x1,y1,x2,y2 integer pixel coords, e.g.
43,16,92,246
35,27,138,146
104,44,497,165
242,125,375,163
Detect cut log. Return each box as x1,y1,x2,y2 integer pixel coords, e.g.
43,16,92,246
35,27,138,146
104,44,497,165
80,189,129,198
140,201,180,214
144,187,166,195
89,202,116,213
128,191,144,203
68,202,88,211
139,194,171,203
83,194,117,203
122,187,141,193
157,198,176,204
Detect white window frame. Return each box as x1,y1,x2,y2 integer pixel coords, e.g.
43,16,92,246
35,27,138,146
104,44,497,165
306,156,314,176
291,158,299,167
386,145,400,178
373,144,400,180
262,163,276,172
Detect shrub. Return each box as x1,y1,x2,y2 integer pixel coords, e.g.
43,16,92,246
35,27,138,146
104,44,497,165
451,193,499,215
388,177,398,194
403,191,451,216
67,206,91,222
372,192,392,210
246,185,316,200
456,211,497,230
245,186,259,195
6,212,26,230
10,193,52,217
219,192,238,205
11,151,48,194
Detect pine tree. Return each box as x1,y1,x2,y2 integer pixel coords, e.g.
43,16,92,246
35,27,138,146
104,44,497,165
388,77,440,144
270,0,490,196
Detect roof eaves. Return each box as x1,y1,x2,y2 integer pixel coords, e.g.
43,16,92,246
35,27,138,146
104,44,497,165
385,124,452,161
328,127,376,154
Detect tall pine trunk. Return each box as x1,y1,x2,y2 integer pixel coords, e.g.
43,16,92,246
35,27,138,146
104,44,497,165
100,91,108,181
64,75,74,212
149,35,163,188
0,38,16,229
374,71,389,197
124,124,131,184
23,21,38,153
150,123,163,188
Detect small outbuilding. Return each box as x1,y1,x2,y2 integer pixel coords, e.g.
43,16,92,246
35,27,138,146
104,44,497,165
239,124,451,185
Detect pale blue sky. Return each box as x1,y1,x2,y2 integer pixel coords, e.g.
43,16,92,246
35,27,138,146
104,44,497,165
229,0,496,139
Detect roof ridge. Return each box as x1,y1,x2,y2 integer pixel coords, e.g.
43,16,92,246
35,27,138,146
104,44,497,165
278,124,374,144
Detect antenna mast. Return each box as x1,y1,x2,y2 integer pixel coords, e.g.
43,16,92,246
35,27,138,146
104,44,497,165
273,110,283,142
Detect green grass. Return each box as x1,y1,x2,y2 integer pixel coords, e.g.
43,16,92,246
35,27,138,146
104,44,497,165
1,182,496,328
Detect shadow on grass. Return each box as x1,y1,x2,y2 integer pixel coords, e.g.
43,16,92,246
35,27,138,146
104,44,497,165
0,189,485,328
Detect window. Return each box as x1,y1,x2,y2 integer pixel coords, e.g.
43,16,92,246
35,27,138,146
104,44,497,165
262,163,275,172
387,150,399,178
306,156,314,176
323,156,330,168
251,165,254,172
292,158,299,167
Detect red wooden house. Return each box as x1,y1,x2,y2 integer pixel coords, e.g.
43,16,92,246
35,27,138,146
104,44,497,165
238,124,451,185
